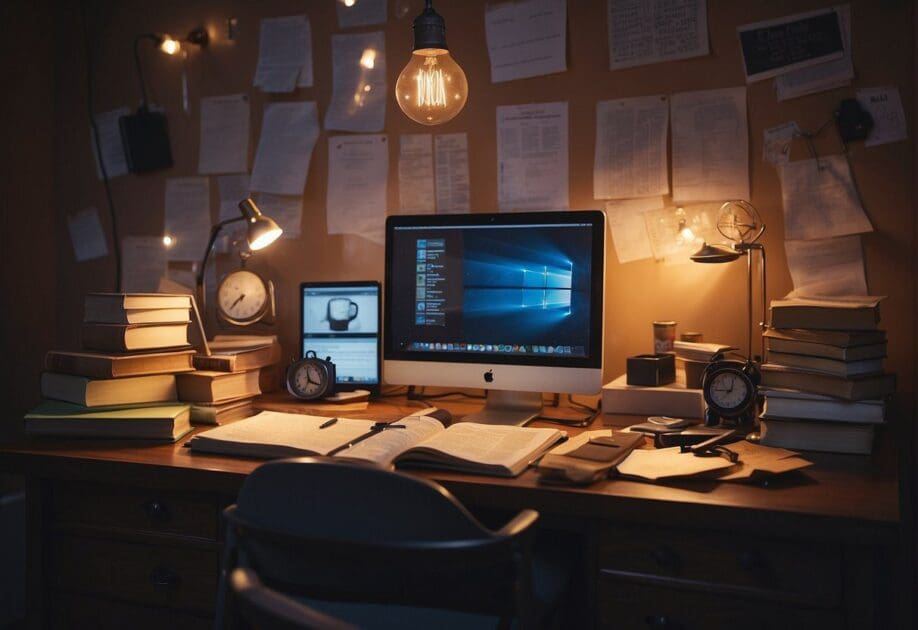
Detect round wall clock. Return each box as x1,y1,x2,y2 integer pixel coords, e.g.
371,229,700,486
216,269,276,327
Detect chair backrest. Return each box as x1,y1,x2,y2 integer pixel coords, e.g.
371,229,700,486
219,457,540,626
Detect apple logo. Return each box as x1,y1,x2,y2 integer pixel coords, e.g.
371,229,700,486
483,369,494,383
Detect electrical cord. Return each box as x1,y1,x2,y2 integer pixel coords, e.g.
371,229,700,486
536,395,601,428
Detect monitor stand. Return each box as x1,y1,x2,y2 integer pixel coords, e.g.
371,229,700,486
459,390,543,426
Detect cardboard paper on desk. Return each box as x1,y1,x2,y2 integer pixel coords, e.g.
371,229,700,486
602,374,705,419
616,447,736,481
712,441,813,481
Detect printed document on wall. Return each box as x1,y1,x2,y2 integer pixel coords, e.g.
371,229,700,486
779,155,871,241
254,15,313,92
91,107,129,179
785,235,867,298
857,87,908,147
337,0,386,28
327,135,388,244
671,87,749,203
255,193,302,240
497,102,568,212
398,134,435,214
435,133,471,213
122,236,167,293
763,121,799,165
605,197,663,264
776,5,852,101
594,95,669,199
250,102,320,195
485,0,567,82
198,94,250,174
68,207,108,262
325,32,386,132
164,177,211,261
607,0,708,70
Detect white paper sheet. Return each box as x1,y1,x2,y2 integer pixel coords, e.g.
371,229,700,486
643,203,720,264
775,5,852,101
857,86,908,147
605,198,663,264
337,0,387,28
68,207,108,262
327,135,389,243
485,0,567,82
325,32,386,133
607,0,708,70
434,133,471,214
255,193,302,240
164,177,211,261
497,102,568,211
216,174,251,223
779,155,872,241
250,101,320,195
785,235,867,298
671,87,749,203
122,236,167,293
594,95,669,199
198,94,250,175
254,15,313,92
398,134,435,214
91,107,129,180
763,121,799,165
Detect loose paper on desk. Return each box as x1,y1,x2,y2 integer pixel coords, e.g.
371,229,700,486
714,441,812,482
91,107,129,180
857,87,908,147
250,102,320,195
605,197,662,264
121,236,167,293
779,155,871,241
164,177,211,261
671,87,749,203
198,94,249,175
337,0,386,28
785,235,867,298
763,121,799,166
398,134,435,214
594,95,669,199
254,15,312,92
435,133,471,213
485,0,567,83
776,5,852,101
255,193,302,240
607,0,708,70
68,207,108,262
497,101,568,212
325,32,386,133
616,447,736,481
327,135,388,244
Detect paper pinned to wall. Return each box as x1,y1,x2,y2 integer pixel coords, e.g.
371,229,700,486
337,0,387,28
594,95,669,199
327,135,389,244
671,87,749,203
122,236,167,293
485,0,567,82
775,5,852,101
398,134,435,214
325,32,386,133
91,107,129,180
857,86,908,147
250,101,320,195
68,207,108,262
607,0,708,71
217,174,251,223
497,101,568,212
434,133,471,214
779,155,872,241
643,203,720,264
164,176,211,261
763,121,799,165
198,94,250,175
785,235,867,298
254,15,313,92
255,193,302,240
605,197,663,264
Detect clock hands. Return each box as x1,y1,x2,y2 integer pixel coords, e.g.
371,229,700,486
229,294,246,308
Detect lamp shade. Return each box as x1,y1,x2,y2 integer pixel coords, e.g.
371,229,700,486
690,242,743,263
238,198,283,250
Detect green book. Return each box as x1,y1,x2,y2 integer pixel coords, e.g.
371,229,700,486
24,401,192,442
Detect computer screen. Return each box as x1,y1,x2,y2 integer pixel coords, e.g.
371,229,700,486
301,281,381,394
384,211,605,424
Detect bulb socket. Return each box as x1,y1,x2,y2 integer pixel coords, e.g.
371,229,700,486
412,3,448,51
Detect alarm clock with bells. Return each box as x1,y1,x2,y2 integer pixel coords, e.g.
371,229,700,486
701,354,760,427
286,351,337,400
216,268,276,327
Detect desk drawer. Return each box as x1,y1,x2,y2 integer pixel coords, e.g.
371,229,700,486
50,480,221,540
49,534,219,614
51,592,212,630
598,523,841,605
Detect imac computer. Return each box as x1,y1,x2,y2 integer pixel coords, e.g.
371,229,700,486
384,210,605,426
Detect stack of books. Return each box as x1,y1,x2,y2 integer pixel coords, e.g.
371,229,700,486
27,293,197,441
758,297,895,455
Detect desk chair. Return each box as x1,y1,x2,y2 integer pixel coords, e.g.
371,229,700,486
217,457,565,630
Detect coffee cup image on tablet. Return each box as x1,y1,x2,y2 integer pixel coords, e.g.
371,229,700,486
326,298,359,331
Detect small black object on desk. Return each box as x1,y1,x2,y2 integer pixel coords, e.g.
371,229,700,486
626,353,676,386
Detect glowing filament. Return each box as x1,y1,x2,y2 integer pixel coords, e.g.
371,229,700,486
415,59,447,109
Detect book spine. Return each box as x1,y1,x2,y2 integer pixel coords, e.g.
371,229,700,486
193,356,235,372
44,353,114,379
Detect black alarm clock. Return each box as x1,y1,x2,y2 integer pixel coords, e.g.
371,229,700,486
286,351,336,400
701,354,760,427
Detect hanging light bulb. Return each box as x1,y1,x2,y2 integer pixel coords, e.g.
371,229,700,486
396,0,468,126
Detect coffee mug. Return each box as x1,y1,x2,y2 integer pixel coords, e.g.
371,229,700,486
327,298,359,331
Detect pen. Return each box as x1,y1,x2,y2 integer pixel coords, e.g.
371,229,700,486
319,418,338,429
372,422,406,430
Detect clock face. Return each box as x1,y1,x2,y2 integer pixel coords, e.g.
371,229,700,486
286,358,332,400
706,368,754,415
217,270,268,325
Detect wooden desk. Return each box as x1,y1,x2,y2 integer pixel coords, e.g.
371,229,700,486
0,394,904,629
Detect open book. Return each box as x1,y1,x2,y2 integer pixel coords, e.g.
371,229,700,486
187,410,565,477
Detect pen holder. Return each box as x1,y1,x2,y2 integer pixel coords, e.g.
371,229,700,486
626,353,676,387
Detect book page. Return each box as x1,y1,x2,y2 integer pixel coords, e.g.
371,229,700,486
337,415,444,466
408,423,562,467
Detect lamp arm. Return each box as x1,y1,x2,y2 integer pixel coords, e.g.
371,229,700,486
196,216,246,295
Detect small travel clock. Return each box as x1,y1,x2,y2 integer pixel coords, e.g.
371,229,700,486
701,356,760,427
286,352,337,400
216,269,276,327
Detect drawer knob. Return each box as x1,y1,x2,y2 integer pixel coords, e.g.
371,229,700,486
143,499,171,522
651,545,679,569
149,566,179,590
